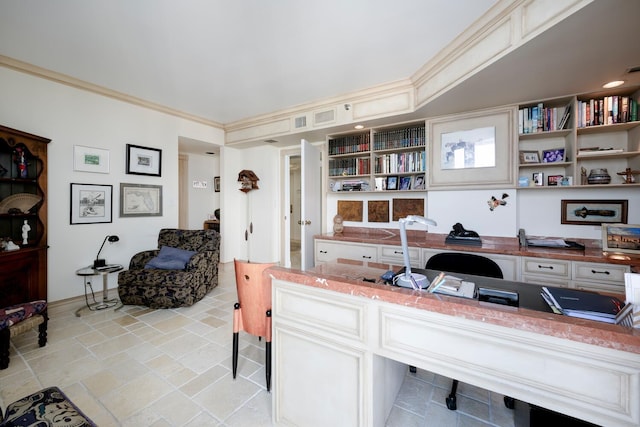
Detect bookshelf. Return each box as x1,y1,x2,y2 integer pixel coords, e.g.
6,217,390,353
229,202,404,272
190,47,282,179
327,121,426,192
518,87,640,188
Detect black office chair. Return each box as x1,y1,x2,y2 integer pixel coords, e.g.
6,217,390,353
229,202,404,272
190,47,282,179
424,252,513,411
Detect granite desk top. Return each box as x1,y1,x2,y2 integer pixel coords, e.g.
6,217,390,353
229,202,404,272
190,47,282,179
267,259,640,355
316,227,640,270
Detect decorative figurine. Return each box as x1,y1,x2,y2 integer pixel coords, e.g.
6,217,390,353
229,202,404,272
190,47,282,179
22,220,30,245
616,167,640,184
5,240,20,251
237,170,260,193
333,214,344,234
580,167,587,185
488,193,509,211
13,147,28,178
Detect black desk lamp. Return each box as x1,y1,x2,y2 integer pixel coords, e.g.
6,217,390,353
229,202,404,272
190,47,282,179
94,235,119,268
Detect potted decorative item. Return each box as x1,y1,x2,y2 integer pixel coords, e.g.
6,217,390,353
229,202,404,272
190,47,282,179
587,168,611,185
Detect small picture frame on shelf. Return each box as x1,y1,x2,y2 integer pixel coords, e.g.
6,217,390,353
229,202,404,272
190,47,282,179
412,174,425,190
547,175,563,186
542,148,565,163
519,150,540,164
386,176,398,191
533,172,544,186
399,176,412,190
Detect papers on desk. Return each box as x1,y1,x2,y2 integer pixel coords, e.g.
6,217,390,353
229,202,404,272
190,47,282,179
426,272,476,299
541,286,627,324
527,238,569,247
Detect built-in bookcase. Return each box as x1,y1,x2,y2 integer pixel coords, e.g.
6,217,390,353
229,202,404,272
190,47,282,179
327,121,426,192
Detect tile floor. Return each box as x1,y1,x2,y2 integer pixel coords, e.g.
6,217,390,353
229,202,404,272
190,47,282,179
0,262,515,426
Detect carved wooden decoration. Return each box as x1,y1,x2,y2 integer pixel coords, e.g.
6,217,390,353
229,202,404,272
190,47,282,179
368,201,389,222
337,200,363,222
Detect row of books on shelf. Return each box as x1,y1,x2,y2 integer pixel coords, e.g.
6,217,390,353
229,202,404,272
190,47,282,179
328,157,370,177
541,286,632,326
328,133,371,155
519,102,571,134
577,95,638,128
372,126,425,151
374,151,425,174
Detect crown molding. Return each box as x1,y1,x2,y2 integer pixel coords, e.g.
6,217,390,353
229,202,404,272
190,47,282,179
0,54,224,129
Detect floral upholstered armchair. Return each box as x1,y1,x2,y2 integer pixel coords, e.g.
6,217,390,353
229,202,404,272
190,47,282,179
117,228,220,308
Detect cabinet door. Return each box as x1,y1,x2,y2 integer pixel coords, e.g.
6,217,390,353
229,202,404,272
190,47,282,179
378,244,420,267
315,240,377,264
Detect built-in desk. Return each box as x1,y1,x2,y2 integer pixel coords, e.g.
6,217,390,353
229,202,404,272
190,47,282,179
269,260,640,427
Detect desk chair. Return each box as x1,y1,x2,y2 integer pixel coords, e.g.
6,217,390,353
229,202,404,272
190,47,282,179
425,252,509,410
232,259,276,391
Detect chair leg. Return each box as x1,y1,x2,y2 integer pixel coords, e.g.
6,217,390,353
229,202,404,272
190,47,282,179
266,309,272,392
38,310,48,347
232,303,240,379
446,379,458,410
0,327,9,370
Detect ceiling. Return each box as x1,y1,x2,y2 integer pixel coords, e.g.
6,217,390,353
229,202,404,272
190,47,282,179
2,0,640,154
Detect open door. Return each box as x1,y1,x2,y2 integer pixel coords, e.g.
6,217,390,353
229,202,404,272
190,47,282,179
300,140,321,270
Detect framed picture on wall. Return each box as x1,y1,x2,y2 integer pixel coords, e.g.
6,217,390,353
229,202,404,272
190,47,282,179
561,199,628,225
120,183,163,217
73,145,110,173
70,183,113,224
214,176,220,192
126,144,162,177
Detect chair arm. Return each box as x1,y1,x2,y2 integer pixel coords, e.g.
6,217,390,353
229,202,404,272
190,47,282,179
185,250,219,271
129,250,159,269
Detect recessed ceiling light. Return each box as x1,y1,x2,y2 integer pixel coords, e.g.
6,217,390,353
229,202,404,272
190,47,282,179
354,125,364,129
602,80,624,89
205,151,216,155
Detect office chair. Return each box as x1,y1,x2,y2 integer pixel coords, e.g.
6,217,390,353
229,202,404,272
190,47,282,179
424,252,513,411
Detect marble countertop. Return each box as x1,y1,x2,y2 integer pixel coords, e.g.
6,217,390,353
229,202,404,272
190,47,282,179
267,259,640,355
316,227,640,269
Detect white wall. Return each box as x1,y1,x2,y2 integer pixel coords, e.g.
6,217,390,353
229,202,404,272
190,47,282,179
220,145,280,264
184,153,219,229
0,67,223,302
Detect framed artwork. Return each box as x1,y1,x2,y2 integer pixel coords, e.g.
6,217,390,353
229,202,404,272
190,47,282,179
73,145,110,173
126,144,162,177
120,183,163,217
533,172,544,186
386,176,398,191
428,106,515,188
214,176,220,192
601,223,640,254
70,183,113,224
399,176,412,190
519,150,540,164
547,174,563,186
413,174,425,190
561,199,628,225
542,148,565,163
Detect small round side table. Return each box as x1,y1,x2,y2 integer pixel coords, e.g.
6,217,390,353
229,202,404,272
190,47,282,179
75,264,123,317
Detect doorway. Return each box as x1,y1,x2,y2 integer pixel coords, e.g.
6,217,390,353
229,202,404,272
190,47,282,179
289,155,301,269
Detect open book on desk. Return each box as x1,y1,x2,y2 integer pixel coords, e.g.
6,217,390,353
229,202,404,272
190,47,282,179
426,272,476,299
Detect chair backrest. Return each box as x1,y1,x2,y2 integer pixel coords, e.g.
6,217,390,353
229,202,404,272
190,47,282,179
234,259,276,337
157,228,220,253
426,252,503,279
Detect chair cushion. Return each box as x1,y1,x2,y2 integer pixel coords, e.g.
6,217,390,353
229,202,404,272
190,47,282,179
0,300,47,331
144,245,197,270
1,386,96,427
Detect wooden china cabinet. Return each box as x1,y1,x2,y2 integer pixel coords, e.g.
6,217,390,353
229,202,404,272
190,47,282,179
0,125,49,306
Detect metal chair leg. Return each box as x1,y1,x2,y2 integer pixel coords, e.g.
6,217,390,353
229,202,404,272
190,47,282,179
446,379,459,410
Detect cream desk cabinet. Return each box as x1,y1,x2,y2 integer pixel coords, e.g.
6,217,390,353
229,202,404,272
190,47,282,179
269,263,640,427
315,237,632,293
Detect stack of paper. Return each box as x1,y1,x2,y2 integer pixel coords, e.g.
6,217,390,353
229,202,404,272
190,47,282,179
541,286,626,324
427,272,476,299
